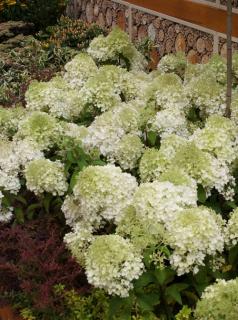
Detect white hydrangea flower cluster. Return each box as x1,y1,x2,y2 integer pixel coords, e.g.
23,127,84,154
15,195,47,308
132,181,197,225
121,71,150,101
0,139,21,194
63,53,98,89
233,52,238,80
80,65,125,112
139,148,166,182
231,92,238,125
116,205,165,251
158,167,197,191
43,80,85,121
0,190,13,223
80,65,148,113
62,195,83,227
185,73,226,118
59,122,89,152
170,142,235,199
139,135,187,182
157,52,187,78
151,108,189,138
26,77,85,120
144,74,190,144
93,65,125,87
140,136,234,200
62,165,137,227
205,54,227,84
16,111,62,150
0,106,26,139
110,134,144,170
0,137,43,195
146,73,188,110
85,235,144,297
25,81,49,112
83,102,142,158
88,27,147,71
0,170,20,195
87,33,124,62
225,208,238,247
184,63,206,84
194,278,238,320
25,159,68,196
192,115,238,164
0,139,19,174
13,139,44,167
64,222,95,266
166,207,225,275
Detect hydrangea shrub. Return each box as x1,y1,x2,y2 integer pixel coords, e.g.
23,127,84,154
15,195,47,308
2,28,238,319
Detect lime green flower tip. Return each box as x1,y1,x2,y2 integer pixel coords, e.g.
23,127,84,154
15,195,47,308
85,234,144,297
25,158,68,196
17,111,62,150
116,205,164,251
194,278,238,320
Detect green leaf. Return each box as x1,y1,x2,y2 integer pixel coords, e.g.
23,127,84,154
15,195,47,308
117,309,131,320
193,269,211,295
65,162,72,173
70,171,80,190
143,249,152,269
26,203,42,220
165,287,182,305
52,197,63,208
147,131,157,146
154,268,176,286
14,195,27,206
91,159,106,166
14,207,24,224
197,184,206,203
134,272,155,289
108,297,132,320
206,202,222,214
183,290,199,303
77,158,88,171
108,297,125,319
161,246,171,257
66,150,76,163
226,201,237,209
43,193,52,214
137,293,160,311
228,244,238,265
165,283,189,305
1,195,11,207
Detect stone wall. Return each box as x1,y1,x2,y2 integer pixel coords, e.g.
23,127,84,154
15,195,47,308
131,9,214,64
66,0,238,64
66,0,129,30
220,0,238,8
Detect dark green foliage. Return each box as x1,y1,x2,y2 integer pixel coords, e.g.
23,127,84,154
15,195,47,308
0,0,68,30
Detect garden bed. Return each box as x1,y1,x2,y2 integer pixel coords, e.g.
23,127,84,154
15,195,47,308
1,14,238,320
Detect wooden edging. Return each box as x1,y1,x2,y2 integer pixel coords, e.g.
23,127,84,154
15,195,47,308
123,0,238,37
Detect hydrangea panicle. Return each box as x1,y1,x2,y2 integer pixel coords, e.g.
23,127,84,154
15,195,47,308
166,207,225,275
25,159,68,196
194,278,238,320
85,235,144,297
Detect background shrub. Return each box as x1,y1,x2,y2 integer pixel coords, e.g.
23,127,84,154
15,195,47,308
0,0,68,30
38,16,105,49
